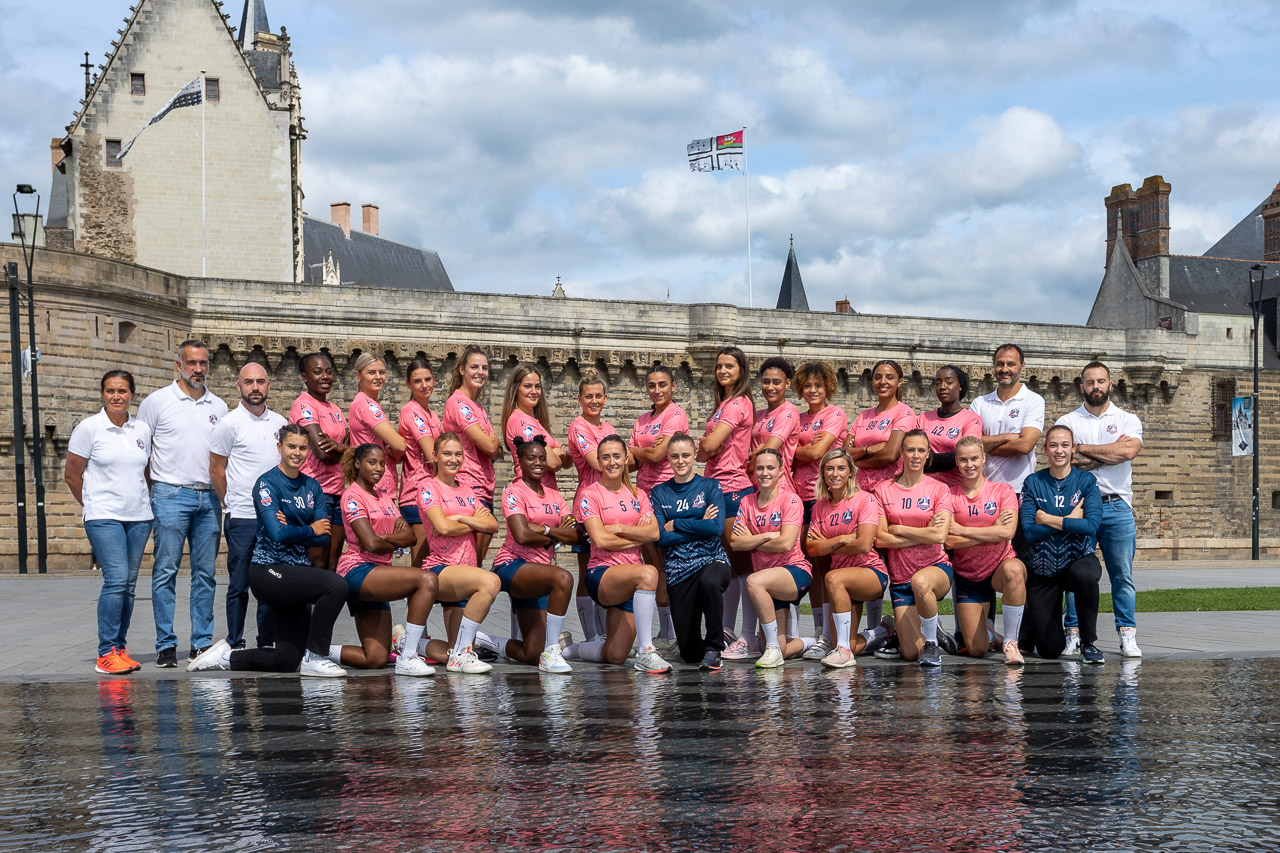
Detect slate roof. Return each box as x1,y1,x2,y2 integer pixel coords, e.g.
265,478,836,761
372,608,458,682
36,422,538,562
1202,203,1264,260
302,216,454,291
1168,256,1266,316
775,238,809,311
244,50,280,89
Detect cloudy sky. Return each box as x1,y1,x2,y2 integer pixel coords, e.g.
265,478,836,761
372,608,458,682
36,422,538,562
3,0,1278,323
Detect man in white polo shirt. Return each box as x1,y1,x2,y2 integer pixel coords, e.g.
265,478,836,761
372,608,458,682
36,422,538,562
970,343,1046,496
137,339,229,668
1057,361,1144,658
209,362,287,653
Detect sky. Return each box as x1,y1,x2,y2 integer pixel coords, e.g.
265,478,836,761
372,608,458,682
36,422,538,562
3,0,1279,323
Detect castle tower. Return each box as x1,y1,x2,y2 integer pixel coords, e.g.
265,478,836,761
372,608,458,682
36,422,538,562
1263,182,1280,263
775,235,809,311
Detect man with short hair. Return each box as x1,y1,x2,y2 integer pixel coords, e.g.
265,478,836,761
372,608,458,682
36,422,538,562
138,340,228,667
1056,361,1144,658
209,362,287,652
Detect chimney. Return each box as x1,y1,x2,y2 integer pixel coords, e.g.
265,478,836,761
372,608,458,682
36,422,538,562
330,202,350,237
1133,175,1171,261
1104,183,1135,264
1262,182,1280,263
835,298,852,314
361,204,379,236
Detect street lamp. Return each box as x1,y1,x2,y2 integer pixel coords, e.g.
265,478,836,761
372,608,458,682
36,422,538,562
12,184,46,573
1248,263,1267,561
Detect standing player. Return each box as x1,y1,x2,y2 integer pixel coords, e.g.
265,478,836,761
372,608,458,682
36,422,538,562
919,366,983,489
567,374,621,640
848,360,916,493
348,352,407,499
397,358,442,567
1057,361,1144,658
501,364,571,490
750,357,800,491
290,352,349,571
441,345,503,562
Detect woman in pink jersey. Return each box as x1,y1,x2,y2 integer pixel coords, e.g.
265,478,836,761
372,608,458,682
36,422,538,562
567,373,621,641
348,352,407,500
290,352,350,570
564,435,671,674
697,347,756,650
750,357,800,491
804,448,894,668
331,443,439,677
874,429,954,668
441,345,503,562
730,448,814,669
848,359,915,492
945,435,1027,665
397,358,442,567
919,366,983,489
483,436,578,674
501,364,570,490
415,432,502,674
791,361,849,660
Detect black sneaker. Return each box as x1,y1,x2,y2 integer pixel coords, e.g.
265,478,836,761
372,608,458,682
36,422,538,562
937,630,959,656
1082,644,1105,665
919,641,943,667
475,646,499,664
699,650,722,671
156,647,178,668
873,633,902,659
188,645,211,661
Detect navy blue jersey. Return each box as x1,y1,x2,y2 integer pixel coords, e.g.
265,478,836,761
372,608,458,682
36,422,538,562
1019,467,1101,577
649,474,729,586
251,466,331,566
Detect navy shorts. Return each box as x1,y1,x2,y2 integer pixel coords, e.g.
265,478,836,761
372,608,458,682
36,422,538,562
954,573,995,605
585,564,634,614
426,563,469,609
493,559,550,611
571,524,591,555
767,564,813,610
888,562,954,608
325,496,343,528
399,503,422,525
723,487,755,518
343,562,392,615
802,500,816,525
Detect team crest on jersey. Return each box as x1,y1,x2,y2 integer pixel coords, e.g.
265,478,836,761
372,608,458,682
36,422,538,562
812,419,823,430
1106,424,1118,434
692,492,706,509
345,498,359,517
878,418,891,429
842,509,854,524
467,496,477,508
767,510,782,526
947,427,961,439
258,487,272,507
580,497,592,517
301,406,314,421
1070,491,1081,506
712,411,722,423
421,488,434,505
916,497,932,511
306,493,315,508
766,417,776,431
209,414,219,425
136,438,145,451
631,500,642,512
523,424,535,439
983,500,997,514
1009,409,1020,419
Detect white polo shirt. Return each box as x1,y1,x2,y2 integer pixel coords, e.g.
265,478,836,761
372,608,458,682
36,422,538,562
208,404,288,519
137,380,228,487
1056,402,1143,505
969,383,1045,492
66,409,154,522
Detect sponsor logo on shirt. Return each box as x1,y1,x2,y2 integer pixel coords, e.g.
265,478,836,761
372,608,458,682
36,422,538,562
366,400,381,417
983,500,997,515
420,488,434,506
916,497,932,511
576,433,589,449
301,406,314,422
507,493,518,509
414,414,427,432
580,497,592,518
522,424,535,440
460,404,475,422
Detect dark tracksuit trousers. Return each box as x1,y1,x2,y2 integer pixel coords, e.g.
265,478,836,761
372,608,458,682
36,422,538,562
668,559,731,663
1021,554,1101,659
228,563,347,673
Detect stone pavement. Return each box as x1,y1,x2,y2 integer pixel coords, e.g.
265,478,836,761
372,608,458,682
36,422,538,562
1,561,1276,681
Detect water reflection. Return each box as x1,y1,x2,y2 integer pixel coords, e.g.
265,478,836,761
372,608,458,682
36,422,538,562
0,660,1276,851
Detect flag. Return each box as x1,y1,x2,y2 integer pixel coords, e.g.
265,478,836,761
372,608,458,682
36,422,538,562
688,130,745,172
118,77,203,160
1232,397,1253,456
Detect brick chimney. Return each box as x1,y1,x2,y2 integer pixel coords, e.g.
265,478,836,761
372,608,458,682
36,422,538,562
1133,175,1171,260
330,202,350,237
362,204,379,236
1104,183,1135,263
1262,182,1280,263
835,298,852,314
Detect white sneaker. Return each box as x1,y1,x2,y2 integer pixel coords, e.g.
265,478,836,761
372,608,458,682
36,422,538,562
394,654,436,677
539,646,573,674
803,636,832,661
390,623,406,658
446,646,492,674
755,645,785,668
1063,627,1081,657
557,630,573,650
1118,627,1142,658
301,656,348,678
186,639,231,672
654,637,680,656
634,645,672,673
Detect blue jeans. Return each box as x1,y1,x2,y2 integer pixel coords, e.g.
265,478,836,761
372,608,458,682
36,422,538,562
86,519,154,656
1065,499,1137,632
223,516,275,648
150,484,222,651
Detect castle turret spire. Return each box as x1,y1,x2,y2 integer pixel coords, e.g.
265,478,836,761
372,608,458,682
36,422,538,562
238,0,270,50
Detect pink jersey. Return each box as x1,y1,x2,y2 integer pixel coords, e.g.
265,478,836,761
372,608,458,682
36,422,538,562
504,409,563,491
495,478,568,566
811,492,887,574
290,391,347,495
750,402,801,491
442,390,496,500
703,395,754,493
917,409,984,489
948,479,1017,581
852,401,916,492
416,476,481,569
336,483,401,577
348,391,398,497
792,404,848,502
397,400,441,507
874,477,953,584
629,403,689,492
735,490,811,574
574,481,653,569
568,415,618,498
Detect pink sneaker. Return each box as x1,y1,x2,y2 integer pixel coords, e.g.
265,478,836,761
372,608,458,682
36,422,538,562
1003,640,1024,666
821,646,856,669
722,636,760,661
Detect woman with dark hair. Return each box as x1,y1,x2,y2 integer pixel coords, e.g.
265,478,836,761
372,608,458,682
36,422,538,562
398,358,442,567
501,364,571,491
441,345,503,562
289,352,350,570
65,370,153,675
750,357,800,491
848,359,916,493
919,365,983,489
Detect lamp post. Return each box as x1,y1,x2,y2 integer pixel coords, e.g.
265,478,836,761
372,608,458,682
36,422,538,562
13,184,46,573
5,259,26,574
1248,263,1267,561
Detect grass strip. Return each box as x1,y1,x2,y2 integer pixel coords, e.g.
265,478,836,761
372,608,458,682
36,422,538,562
797,587,1280,616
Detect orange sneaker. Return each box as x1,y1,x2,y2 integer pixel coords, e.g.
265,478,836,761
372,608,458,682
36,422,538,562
116,649,143,671
95,649,136,675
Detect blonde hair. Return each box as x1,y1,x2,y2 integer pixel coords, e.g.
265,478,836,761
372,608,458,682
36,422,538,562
353,351,384,376
578,372,608,396
954,435,984,455
814,448,856,504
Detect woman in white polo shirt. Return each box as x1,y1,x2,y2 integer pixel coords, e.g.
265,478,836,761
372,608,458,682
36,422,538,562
64,370,155,676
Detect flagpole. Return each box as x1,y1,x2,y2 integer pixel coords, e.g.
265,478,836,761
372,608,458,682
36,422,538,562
201,69,207,277
743,126,752,308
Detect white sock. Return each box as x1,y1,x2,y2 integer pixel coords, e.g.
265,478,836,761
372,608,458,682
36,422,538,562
545,612,566,651
788,604,800,638
327,644,343,664
657,606,672,640
865,598,882,631
576,596,598,640
473,630,500,653
415,638,431,658
724,576,741,633
834,611,852,649
740,583,758,643
510,610,523,641
1003,605,1025,644
799,637,817,652
862,625,887,645
633,590,657,649
457,616,482,651
563,638,606,662
761,619,779,649
403,622,426,660
921,614,939,645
